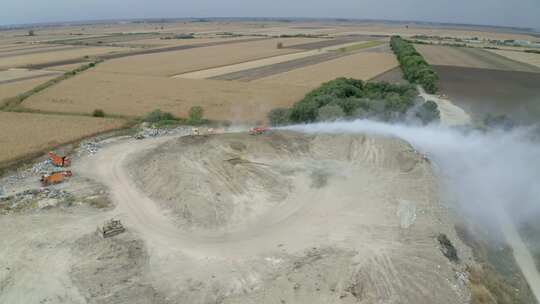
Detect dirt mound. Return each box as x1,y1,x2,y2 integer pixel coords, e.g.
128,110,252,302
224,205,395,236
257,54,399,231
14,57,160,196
130,131,423,232
124,131,471,303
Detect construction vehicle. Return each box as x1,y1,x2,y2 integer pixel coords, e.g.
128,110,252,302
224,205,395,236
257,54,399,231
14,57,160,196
99,219,125,238
40,171,72,186
48,152,71,167
249,127,268,135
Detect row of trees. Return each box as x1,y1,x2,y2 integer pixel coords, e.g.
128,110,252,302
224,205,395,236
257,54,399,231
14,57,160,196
268,78,439,125
390,36,439,93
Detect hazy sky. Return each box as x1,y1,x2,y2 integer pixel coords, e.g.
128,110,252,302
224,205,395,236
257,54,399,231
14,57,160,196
2,0,539,29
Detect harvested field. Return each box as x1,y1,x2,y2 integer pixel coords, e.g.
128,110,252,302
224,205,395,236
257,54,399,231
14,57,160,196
488,49,540,68
22,71,310,122
0,69,61,84
0,46,130,69
0,75,58,100
256,52,398,88
416,45,540,72
211,52,344,81
286,35,377,50
95,38,313,76
175,41,381,80
0,112,125,165
434,65,540,123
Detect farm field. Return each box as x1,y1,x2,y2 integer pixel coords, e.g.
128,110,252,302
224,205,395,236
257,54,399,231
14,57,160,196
255,51,398,87
22,71,310,122
0,46,131,69
174,40,381,79
0,69,60,84
0,112,125,165
487,49,540,68
0,75,58,100
416,44,540,72
434,65,540,123
94,38,314,76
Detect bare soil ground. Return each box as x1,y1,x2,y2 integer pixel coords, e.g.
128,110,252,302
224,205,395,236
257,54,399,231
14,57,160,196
0,112,125,165
416,45,540,72
22,71,310,122
433,65,540,123
255,52,398,88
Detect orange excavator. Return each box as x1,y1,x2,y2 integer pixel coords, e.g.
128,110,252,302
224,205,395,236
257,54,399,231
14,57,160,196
48,152,71,167
40,171,72,187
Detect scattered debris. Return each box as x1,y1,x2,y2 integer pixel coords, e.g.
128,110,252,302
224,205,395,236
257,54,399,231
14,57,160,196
0,188,74,214
133,126,192,139
79,141,101,155
99,219,126,238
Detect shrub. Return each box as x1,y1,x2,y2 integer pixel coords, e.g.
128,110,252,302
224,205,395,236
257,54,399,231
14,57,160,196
92,109,105,117
415,100,440,124
187,106,204,125
268,108,291,126
276,42,283,49
284,78,419,124
317,104,345,121
142,109,175,123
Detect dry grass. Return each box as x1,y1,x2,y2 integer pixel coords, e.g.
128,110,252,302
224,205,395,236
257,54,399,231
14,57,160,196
0,76,58,100
256,52,398,88
22,71,310,122
488,50,540,68
0,112,126,164
0,46,130,69
94,38,315,76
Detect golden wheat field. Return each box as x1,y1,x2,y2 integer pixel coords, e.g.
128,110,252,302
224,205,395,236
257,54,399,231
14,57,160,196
0,112,126,164
256,52,398,88
22,71,310,122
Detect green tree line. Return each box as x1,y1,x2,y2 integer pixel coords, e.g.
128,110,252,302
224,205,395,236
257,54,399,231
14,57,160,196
390,36,439,93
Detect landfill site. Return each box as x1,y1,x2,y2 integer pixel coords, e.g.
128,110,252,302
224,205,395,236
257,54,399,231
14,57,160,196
0,126,477,304
1,18,540,304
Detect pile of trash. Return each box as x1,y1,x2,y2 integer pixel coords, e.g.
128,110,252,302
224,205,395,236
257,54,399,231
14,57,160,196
78,140,102,156
134,126,192,139
0,188,74,214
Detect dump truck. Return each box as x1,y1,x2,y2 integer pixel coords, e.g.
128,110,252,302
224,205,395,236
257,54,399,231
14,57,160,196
99,219,125,238
48,152,71,167
40,171,72,186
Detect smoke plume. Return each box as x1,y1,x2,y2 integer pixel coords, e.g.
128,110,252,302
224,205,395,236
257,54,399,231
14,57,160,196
283,120,540,227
